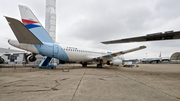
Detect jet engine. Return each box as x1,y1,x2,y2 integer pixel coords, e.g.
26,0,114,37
0,57,4,64
107,59,122,66
27,55,37,62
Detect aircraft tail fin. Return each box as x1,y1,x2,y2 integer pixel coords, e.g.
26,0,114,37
19,5,54,43
159,52,161,57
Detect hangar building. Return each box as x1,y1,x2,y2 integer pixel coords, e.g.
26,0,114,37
0,47,43,64
170,52,180,63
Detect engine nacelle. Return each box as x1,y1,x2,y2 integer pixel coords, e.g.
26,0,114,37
27,55,37,62
107,59,122,66
0,57,4,64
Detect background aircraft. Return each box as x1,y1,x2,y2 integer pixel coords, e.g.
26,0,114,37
5,5,146,68
142,52,169,63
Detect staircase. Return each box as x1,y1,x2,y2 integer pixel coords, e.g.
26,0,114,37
38,57,56,69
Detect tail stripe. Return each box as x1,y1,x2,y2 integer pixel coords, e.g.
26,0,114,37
22,19,41,29
22,19,38,24
19,5,54,43
25,24,41,29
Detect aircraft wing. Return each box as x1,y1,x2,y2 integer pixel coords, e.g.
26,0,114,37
101,31,180,44
95,45,146,60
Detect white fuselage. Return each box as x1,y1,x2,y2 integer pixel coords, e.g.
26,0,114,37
8,39,117,62
60,44,114,62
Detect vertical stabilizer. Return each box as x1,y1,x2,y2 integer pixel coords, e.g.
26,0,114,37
45,0,56,42
159,52,161,57
19,5,54,43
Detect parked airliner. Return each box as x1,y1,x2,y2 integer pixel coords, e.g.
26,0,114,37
5,5,146,67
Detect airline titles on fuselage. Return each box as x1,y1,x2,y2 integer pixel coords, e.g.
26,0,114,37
61,47,112,55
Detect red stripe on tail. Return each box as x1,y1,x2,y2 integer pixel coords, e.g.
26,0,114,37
22,19,38,24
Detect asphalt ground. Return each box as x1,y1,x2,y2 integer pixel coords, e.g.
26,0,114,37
0,64,180,101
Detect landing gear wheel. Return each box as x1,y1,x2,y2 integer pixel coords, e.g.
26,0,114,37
0,58,4,64
97,64,102,68
82,63,87,67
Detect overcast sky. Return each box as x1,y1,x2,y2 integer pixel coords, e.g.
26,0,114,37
0,0,180,59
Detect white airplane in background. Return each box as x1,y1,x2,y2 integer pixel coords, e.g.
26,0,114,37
5,5,146,68
142,52,170,64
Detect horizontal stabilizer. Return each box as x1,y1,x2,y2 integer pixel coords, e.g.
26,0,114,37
5,17,43,44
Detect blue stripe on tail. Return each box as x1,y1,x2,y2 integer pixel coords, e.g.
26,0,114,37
25,24,41,29
28,26,54,43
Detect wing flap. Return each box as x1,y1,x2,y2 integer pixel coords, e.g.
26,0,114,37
5,17,43,44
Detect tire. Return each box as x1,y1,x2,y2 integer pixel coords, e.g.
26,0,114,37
97,64,102,68
0,58,4,64
82,63,87,67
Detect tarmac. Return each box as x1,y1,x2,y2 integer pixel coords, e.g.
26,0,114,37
0,64,180,101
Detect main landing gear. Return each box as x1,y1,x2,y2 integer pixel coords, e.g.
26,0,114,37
97,64,102,68
97,60,103,68
81,60,103,68
82,62,87,67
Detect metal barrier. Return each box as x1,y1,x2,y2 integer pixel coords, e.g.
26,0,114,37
61,64,69,72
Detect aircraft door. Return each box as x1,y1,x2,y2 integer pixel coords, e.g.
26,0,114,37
53,45,59,54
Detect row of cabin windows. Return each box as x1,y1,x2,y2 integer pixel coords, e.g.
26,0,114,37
61,48,101,54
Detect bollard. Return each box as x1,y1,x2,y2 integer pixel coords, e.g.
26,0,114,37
62,66,69,72
14,65,16,70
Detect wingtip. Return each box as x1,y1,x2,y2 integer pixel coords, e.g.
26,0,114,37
101,42,105,44
140,45,147,49
4,16,20,23
101,41,107,45
3,16,9,19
